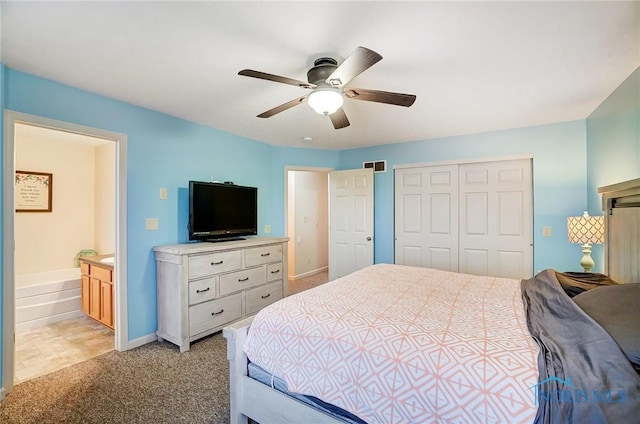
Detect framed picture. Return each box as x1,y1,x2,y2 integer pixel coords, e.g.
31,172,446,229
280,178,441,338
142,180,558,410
15,170,53,212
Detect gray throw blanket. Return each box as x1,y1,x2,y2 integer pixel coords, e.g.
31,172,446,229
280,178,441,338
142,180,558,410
521,269,640,423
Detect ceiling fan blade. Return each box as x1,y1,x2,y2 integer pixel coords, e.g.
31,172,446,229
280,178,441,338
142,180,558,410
344,88,416,107
239,69,315,89
329,108,350,129
257,95,308,118
325,46,382,87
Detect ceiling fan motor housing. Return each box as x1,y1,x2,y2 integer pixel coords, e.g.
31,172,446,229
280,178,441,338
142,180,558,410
307,57,338,85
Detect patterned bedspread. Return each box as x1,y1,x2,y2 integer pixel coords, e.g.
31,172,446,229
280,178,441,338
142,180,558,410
244,264,539,423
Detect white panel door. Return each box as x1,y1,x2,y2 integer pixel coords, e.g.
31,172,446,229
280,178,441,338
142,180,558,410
394,165,459,271
458,159,533,278
329,168,374,280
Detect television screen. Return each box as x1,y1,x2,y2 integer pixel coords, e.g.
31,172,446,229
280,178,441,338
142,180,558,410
188,181,257,241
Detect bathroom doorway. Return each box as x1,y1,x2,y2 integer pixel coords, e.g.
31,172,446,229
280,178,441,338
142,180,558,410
2,112,128,395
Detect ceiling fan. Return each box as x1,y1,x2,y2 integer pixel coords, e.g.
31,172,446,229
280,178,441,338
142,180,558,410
238,46,417,129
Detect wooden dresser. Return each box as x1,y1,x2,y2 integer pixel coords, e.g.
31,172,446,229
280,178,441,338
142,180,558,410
79,255,114,329
153,237,288,352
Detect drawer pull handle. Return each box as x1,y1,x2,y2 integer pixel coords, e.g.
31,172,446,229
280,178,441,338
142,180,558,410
211,260,224,265
260,253,270,257
211,309,224,316
238,277,249,282
261,293,271,299
270,269,280,274
196,287,210,293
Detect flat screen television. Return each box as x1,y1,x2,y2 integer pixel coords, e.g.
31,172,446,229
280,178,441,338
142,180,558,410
188,181,258,241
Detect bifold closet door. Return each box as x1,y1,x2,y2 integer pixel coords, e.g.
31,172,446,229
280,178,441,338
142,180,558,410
394,165,459,271
395,159,533,279
458,159,533,279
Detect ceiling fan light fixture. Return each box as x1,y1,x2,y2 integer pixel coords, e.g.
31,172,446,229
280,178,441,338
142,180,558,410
308,88,344,115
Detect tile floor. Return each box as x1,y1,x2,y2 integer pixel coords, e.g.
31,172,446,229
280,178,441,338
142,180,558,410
14,315,114,384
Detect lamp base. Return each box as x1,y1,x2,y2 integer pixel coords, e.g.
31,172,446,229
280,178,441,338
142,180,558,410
579,243,595,272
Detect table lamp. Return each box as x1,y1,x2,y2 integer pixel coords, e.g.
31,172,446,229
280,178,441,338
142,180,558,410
567,211,605,272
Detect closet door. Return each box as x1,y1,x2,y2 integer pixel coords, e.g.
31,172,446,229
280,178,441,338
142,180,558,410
458,159,533,278
394,159,533,279
394,165,459,271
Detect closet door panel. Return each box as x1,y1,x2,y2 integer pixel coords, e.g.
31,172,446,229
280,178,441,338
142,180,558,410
395,165,458,271
459,159,532,278
461,248,489,276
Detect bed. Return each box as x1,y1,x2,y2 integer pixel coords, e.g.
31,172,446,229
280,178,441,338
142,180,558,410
224,179,640,424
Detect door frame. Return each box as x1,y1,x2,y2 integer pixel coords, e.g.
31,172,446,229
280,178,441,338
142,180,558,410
2,111,128,398
284,166,332,282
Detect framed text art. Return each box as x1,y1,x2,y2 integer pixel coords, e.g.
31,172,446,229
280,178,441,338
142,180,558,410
15,170,53,212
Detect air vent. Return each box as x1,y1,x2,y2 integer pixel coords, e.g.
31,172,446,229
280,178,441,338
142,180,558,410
363,160,387,173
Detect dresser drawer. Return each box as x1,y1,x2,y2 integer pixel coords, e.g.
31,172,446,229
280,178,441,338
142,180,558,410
188,277,217,305
189,250,242,279
266,262,283,282
245,244,283,267
189,293,242,336
219,266,266,296
245,281,283,315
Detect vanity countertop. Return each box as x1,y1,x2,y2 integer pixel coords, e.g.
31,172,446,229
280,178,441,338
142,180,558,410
79,254,114,270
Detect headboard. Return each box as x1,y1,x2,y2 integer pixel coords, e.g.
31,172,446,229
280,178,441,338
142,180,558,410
598,178,640,283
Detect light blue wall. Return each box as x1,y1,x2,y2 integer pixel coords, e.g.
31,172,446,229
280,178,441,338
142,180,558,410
340,121,588,273
586,67,640,270
587,67,640,207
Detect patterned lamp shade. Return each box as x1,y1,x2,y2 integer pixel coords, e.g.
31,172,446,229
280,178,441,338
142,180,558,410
567,211,605,245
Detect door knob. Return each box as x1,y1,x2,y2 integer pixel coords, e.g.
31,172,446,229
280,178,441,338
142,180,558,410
366,236,372,241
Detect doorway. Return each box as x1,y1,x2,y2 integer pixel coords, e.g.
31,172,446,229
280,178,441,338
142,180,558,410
2,112,128,397
284,166,375,287
285,167,330,283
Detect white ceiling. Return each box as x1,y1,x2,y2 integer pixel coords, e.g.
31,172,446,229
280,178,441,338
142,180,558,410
1,1,639,150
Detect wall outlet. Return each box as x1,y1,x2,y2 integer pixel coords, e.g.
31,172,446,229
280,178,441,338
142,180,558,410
264,224,271,233
146,218,159,230
159,188,167,199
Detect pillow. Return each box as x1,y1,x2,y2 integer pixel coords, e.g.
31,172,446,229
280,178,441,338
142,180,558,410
574,283,640,373
555,271,619,297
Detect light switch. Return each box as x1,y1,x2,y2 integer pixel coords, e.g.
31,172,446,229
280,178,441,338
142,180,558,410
160,188,167,199
542,226,552,237
146,218,159,230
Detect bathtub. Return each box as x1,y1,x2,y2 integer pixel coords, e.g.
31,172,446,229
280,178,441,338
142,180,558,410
15,268,83,333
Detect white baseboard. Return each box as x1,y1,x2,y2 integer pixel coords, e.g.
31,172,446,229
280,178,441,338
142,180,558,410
0,386,6,401
120,333,158,351
289,266,328,281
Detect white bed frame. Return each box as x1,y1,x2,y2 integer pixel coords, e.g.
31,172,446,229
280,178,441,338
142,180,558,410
224,178,640,424
223,316,346,424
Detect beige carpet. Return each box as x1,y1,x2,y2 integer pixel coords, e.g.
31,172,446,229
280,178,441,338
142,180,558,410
1,333,230,424
1,271,329,424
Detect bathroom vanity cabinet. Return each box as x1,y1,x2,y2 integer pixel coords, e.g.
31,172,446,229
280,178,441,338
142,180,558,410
153,237,288,352
79,255,114,329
